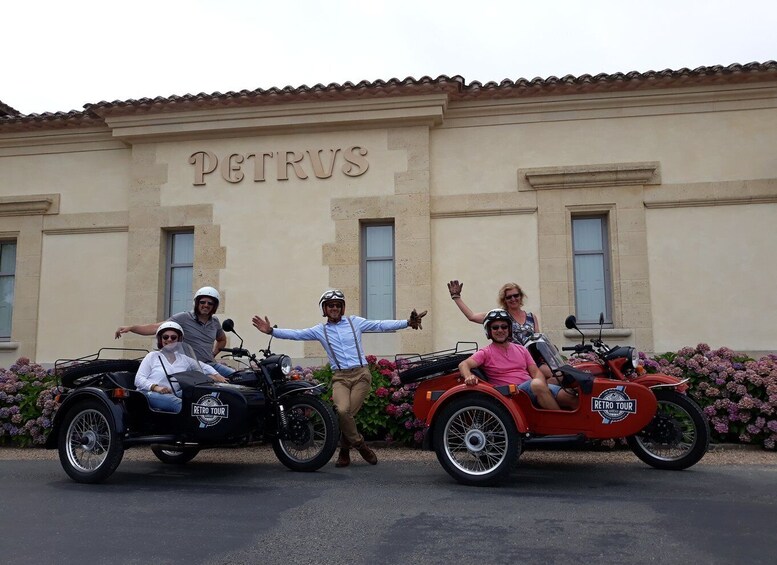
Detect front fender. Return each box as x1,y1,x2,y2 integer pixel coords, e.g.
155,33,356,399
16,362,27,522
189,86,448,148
426,383,529,433
45,388,126,449
276,381,327,397
633,373,689,393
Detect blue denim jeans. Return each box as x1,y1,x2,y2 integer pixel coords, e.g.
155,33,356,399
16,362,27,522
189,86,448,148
144,391,182,413
210,362,235,377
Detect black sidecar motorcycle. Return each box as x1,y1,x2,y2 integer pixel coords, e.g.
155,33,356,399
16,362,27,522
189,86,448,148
45,320,339,484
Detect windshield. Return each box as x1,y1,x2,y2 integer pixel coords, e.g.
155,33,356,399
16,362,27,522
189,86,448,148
153,342,207,377
524,334,566,371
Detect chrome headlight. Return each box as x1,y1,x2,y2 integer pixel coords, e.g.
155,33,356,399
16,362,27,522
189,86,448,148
631,348,640,369
280,355,292,376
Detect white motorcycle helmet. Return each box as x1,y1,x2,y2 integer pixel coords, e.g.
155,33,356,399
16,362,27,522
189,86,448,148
156,321,184,348
483,309,513,340
318,289,346,317
194,286,220,312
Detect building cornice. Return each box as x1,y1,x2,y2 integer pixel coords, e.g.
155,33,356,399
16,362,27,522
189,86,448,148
0,194,60,216
101,95,449,142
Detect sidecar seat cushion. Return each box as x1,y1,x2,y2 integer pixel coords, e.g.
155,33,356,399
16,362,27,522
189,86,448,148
107,371,136,390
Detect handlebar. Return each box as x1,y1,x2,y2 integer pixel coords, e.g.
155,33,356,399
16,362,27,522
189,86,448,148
220,347,250,357
562,344,594,353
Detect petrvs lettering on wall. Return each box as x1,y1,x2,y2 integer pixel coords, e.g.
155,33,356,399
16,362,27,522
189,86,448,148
188,147,369,186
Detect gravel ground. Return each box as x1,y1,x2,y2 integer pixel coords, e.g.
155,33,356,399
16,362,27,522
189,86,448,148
1,444,774,466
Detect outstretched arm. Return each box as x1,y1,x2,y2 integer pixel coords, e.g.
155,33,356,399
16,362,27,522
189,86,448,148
115,322,162,340
251,315,273,335
447,280,486,324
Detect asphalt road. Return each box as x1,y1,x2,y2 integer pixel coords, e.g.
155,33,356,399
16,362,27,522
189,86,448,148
1,447,775,565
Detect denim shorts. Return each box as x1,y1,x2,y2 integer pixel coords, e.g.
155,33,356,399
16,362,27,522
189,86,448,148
518,380,562,405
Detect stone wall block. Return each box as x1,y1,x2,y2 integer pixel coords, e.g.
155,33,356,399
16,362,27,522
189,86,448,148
538,233,569,259
617,231,648,257
322,241,358,266
396,215,431,241
616,208,647,232
539,257,570,284
618,255,650,281
620,280,650,304
537,211,567,235
329,266,360,289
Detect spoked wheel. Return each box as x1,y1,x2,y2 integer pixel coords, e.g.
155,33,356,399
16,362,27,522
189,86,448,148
627,390,710,470
58,400,124,483
272,395,339,472
433,395,520,486
151,446,200,465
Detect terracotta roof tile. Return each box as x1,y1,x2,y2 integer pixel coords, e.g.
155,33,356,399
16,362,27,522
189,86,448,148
0,100,22,118
1,61,775,132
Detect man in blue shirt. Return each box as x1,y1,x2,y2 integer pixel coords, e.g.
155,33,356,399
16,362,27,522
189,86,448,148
252,289,426,468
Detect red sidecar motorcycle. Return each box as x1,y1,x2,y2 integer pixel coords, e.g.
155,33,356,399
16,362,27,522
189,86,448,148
398,315,710,486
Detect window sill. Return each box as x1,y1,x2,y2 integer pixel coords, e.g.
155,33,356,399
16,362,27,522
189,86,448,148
563,329,632,340
0,341,20,350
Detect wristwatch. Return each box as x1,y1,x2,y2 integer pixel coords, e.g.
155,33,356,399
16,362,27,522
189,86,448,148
150,385,156,392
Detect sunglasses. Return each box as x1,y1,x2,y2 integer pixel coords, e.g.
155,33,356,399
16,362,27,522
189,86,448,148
325,302,343,309
198,299,215,306
160,334,179,341
490,324,509,331
504,293,522,301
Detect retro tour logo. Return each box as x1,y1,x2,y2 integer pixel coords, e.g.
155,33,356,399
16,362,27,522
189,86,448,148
591,386,637,424
192,392,230,428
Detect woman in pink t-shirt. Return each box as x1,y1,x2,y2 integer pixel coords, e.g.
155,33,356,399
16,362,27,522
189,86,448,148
458,310,577,410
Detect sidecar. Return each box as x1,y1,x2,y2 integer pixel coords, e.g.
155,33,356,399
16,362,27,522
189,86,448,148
398,344,707,486
45,345,329,483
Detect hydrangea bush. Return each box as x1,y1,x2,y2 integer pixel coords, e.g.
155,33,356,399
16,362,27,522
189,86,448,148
650,345,777,450
291,355,426,446
0,358,60,447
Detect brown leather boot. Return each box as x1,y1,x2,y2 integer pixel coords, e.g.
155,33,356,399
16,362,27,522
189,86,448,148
335,448,350,468
355,442,377,465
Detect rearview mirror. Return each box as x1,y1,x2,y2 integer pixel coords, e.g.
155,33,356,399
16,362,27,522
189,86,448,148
599,312,604,325
564,315,577,330
222,318,234,333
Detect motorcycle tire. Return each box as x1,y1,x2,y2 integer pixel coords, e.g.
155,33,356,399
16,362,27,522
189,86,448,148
58,399,124,484
272,395,339,472
399,353,472,385
59,359,141,389
627,389,710,470
151,446,200,465
433,394,521,486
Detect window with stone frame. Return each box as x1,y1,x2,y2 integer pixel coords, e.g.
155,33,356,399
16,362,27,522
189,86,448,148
0,241,16,340
571,215,613,326
362,222,395,321
165,231,194,317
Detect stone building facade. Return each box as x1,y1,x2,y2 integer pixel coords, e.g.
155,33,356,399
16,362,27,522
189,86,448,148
1,61,775,366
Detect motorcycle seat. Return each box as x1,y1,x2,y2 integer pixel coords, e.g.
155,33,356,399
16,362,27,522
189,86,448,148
105,371,137,390
556,365,594,394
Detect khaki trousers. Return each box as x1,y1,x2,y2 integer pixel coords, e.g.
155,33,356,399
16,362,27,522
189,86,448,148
331,366,372,447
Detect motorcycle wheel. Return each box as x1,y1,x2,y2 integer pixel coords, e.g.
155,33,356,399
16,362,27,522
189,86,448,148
272,395,339,472
151,446,200,465
58,400,124,483
627,389,710,470
433,395,520,486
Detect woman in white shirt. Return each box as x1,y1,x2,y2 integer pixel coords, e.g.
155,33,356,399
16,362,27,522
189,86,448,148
135,321,227,412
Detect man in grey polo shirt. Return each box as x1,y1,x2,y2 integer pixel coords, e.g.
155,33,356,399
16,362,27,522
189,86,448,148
115,286,235,377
